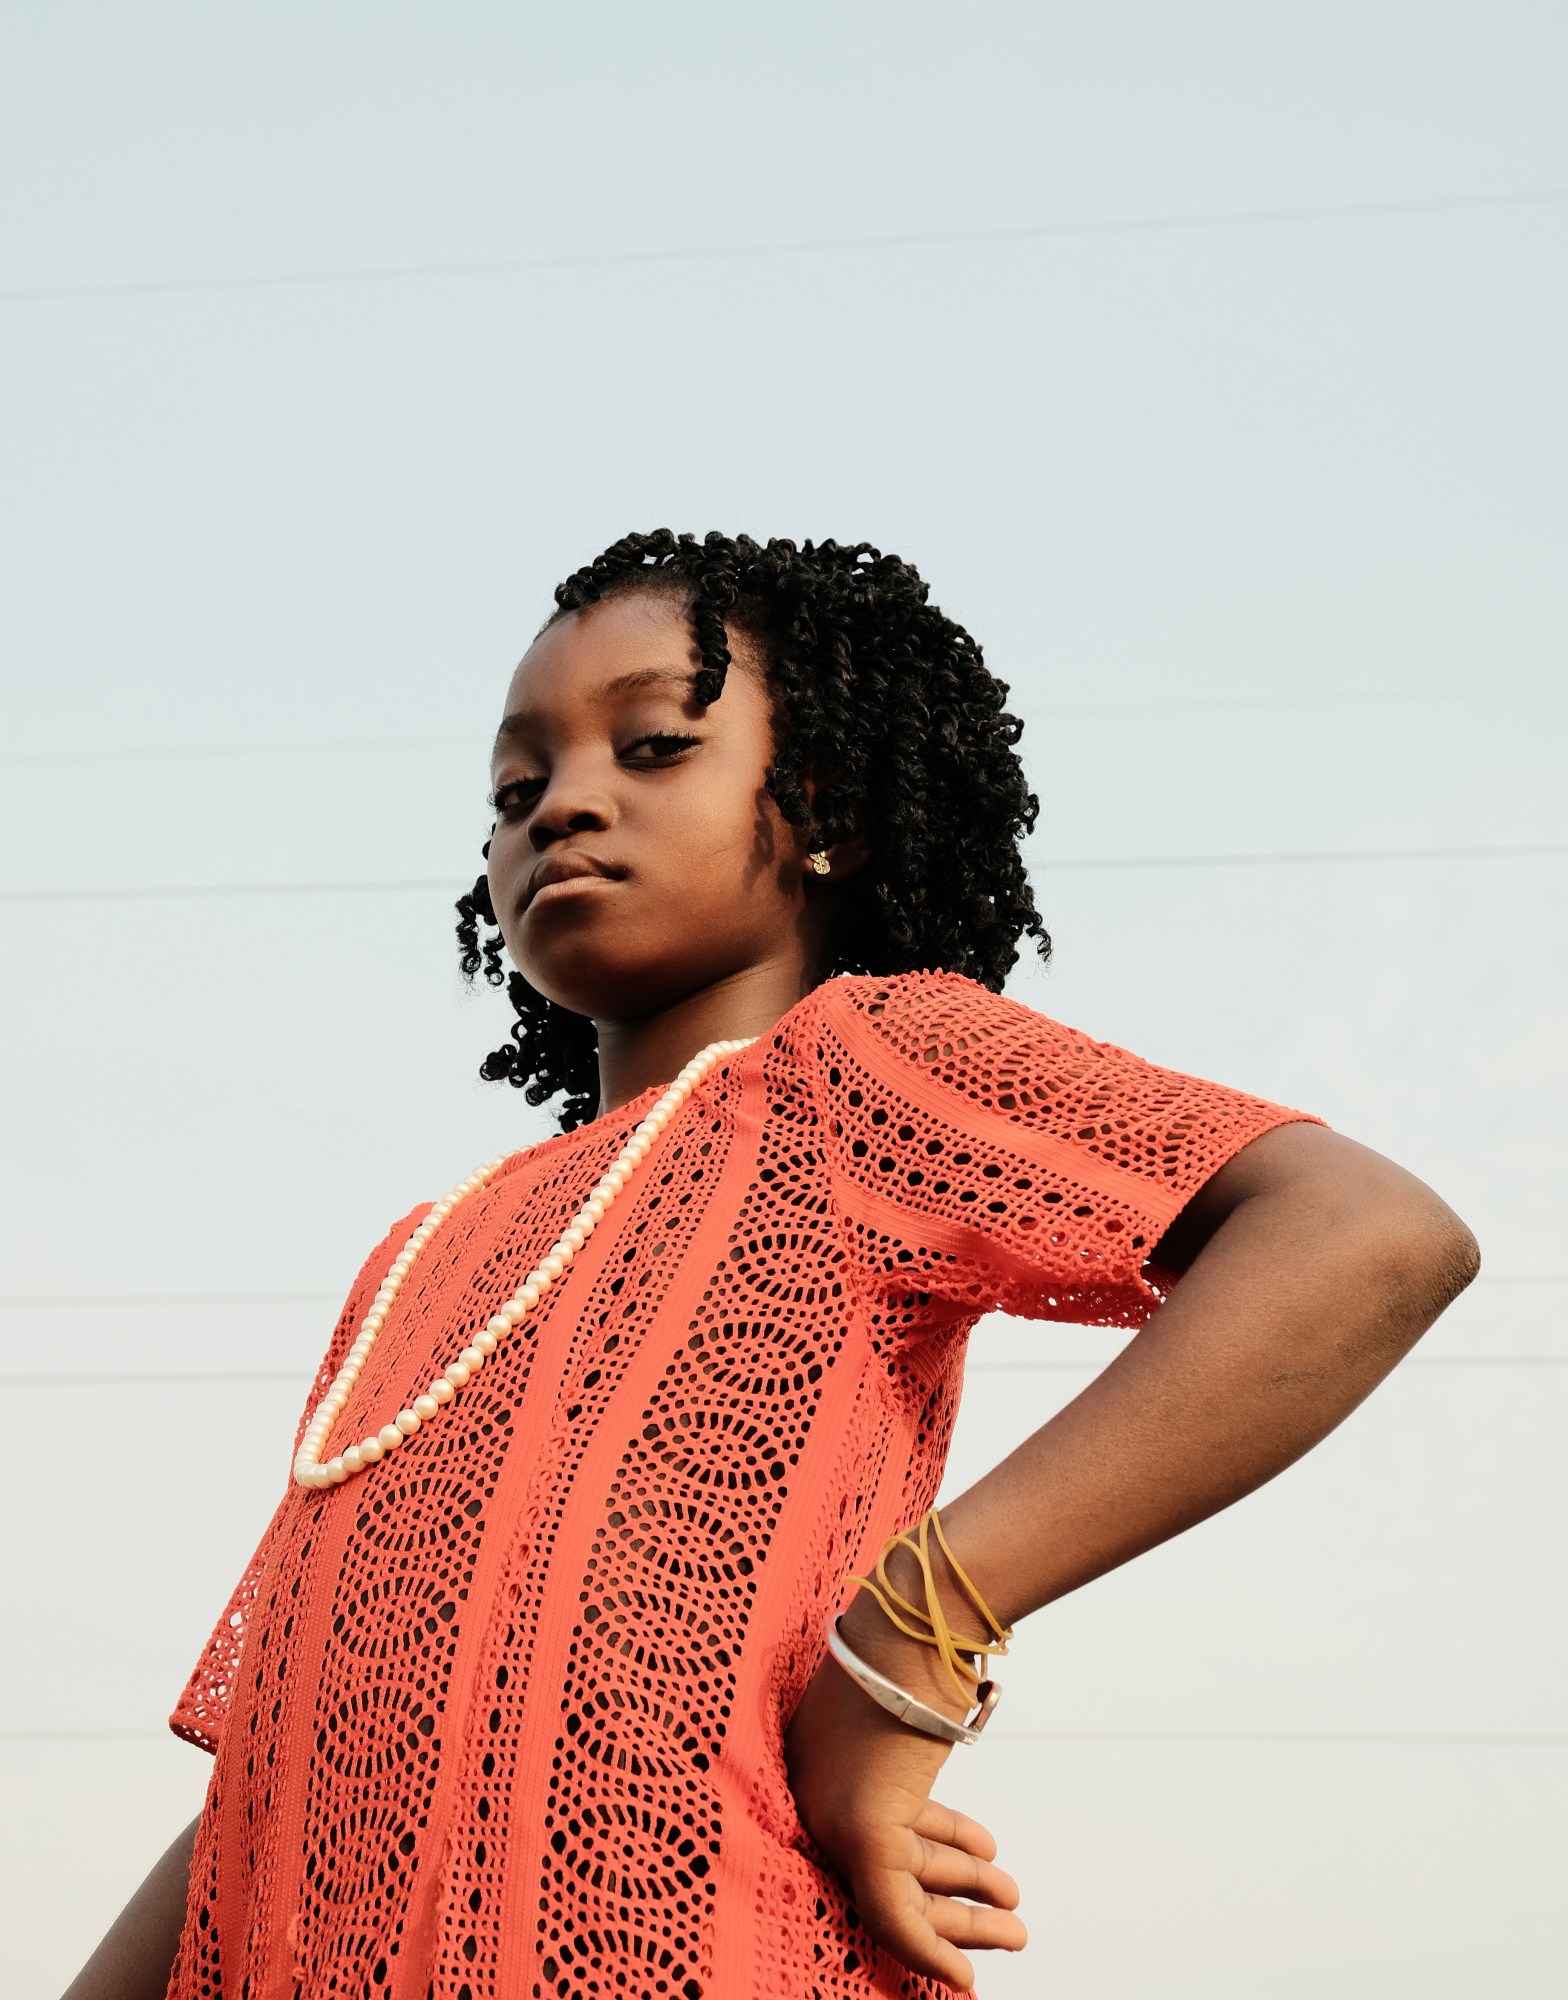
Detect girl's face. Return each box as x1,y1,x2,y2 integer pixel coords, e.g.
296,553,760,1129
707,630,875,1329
487,591,824,1025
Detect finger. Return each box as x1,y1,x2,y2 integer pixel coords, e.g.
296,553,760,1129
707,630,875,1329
921,1891,1030,1955
911,1836,1021,1909
855,1864,1028,1992
912,1798,1000,1862
851,1877,978,1995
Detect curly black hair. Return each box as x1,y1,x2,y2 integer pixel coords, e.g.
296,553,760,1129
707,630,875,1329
455,530,1049,1129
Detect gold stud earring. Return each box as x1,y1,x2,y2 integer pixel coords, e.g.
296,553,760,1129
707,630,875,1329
809,850,831,876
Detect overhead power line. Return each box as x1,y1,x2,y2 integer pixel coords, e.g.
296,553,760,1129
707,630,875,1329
2,682,1562,770
2,877,450,905
3,186,1565,308
992,1727,1568,1748
1043,843,1568,872
0,1291,345,1308
1032,683,1567,719
4,843,1565,905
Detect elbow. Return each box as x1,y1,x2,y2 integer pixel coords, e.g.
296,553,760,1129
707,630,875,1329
1361,1193,1481,1349
1438,1212,1482,1300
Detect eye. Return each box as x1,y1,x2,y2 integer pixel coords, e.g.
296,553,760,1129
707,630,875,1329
621,732,701,763
488,777,544,817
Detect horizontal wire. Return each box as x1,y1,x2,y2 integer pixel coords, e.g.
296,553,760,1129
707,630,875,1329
3,681,1562,770
0,1291,348,1308
3,186,1565,309
1,877,451,904
989,1727,1568,1748
4,843,1566,906
3,1723,1560,1747
970,1355,1568,1373
1024,683,1567,719
1043,843,1568,871
4,1355,1561,1391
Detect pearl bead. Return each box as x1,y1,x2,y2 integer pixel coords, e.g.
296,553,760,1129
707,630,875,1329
293,1037,749,1490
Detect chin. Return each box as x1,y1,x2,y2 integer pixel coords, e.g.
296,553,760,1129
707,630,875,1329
512,932,740,1032
511,936,688,1024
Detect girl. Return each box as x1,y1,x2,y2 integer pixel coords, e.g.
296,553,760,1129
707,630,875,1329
67,531,1479,2000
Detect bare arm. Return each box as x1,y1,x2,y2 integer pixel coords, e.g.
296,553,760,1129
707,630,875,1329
879,1121,1480,1629
787,1122,1480,1989
61,1813,198,2000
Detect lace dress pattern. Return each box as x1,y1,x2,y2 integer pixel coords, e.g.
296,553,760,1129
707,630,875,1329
166,970,1316,2000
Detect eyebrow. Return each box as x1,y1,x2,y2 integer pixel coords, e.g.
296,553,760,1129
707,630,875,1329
491,667,696,753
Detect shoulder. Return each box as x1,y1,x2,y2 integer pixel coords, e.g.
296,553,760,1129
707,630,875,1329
332,1202,436,1330
798,971,1316,1178
804,968,1100,1070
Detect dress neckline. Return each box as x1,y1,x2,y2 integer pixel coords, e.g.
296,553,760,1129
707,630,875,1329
497,975,855,1172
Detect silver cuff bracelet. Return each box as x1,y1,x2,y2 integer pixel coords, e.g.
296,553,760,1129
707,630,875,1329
824,1614,1001,1746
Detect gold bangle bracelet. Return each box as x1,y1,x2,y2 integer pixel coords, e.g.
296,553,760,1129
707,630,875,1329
845,1507,1014,1704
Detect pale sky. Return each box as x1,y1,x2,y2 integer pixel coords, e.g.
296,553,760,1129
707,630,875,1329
2,5,1564,1995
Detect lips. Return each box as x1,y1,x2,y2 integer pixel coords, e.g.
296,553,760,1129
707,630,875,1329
521,850,627,912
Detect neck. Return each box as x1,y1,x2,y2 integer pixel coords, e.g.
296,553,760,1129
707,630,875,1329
593,956,824,1116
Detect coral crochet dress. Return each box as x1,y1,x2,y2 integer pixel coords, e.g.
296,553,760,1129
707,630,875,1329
167,970,1316,2000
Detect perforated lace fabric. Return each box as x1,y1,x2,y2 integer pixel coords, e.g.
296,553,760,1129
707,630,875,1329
166,970,1318,2000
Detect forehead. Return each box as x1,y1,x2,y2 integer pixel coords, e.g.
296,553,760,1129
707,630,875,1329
509,591,701,708
494,592,767,746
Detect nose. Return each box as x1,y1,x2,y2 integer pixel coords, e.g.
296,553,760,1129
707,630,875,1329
527,763,615,852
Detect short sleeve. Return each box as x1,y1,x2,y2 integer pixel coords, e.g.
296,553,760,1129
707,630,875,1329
168,1203,430,1753
810,971,1324,1330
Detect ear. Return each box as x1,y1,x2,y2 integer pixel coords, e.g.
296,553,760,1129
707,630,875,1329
805,826,873,883
796,771,873,884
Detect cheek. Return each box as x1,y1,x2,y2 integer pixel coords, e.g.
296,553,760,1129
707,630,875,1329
485,821,529,923
665,782,788,876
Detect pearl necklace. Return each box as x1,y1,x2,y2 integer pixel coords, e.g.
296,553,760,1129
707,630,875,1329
293,1037,755,1491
